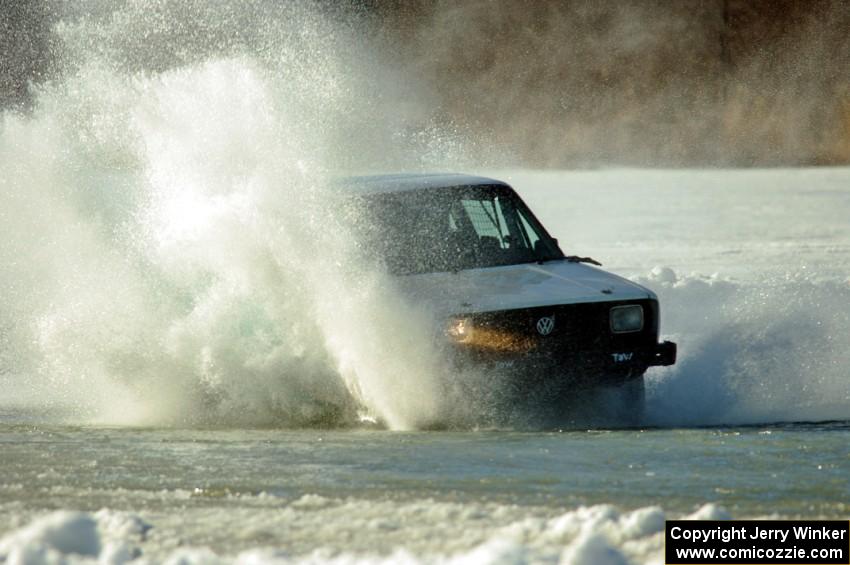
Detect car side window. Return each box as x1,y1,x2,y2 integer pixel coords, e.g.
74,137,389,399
516,208,541,249
461,198,509,247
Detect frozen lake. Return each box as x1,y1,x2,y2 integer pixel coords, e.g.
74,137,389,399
1,421,849,564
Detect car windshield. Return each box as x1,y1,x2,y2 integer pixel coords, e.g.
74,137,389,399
349,185,564,275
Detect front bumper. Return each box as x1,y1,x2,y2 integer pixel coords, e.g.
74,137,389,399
451,338,676,384
649,340,677,367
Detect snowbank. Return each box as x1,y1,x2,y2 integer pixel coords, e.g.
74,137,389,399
0,502,730,565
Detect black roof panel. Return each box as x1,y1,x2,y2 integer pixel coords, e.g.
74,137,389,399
338,173,510,194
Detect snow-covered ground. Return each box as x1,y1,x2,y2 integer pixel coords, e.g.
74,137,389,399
508,168,850,281
0,500,719,565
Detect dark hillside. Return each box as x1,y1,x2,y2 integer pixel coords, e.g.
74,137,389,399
3,0,848,166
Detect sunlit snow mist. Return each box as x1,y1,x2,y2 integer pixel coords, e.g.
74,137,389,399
641,270,850,427
0,2,462,429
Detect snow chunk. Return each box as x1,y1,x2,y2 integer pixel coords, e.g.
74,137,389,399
448,538,529,565
560,533,629,565
648,266,678,285
0,511,151,565
686,503,731,521
100,541,138,565
95,509,152,540
619,506,665,539
0,511,101,560
162,547,222,565
290,494,333,509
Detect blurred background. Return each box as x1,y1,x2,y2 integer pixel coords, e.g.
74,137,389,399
3,0,849,167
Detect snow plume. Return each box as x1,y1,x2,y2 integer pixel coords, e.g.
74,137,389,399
0,2,458,429
644,269,850,426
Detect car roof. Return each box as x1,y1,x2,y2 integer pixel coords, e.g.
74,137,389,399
338,173,511,195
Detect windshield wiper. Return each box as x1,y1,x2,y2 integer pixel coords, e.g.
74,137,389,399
533,255,601,266
565,255,602,266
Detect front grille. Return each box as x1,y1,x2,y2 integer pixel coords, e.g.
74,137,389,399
459,299,659,376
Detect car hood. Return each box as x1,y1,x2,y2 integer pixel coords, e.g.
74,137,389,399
396,260,655,317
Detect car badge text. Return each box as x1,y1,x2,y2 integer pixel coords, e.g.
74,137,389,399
536,316,555,336
612,352,634,363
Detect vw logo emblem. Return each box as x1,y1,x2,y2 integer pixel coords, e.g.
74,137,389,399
536,316,555,336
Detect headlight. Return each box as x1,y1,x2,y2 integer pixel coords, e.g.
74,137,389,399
610,305,643,333
446,317,535,353
446,317,474,343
